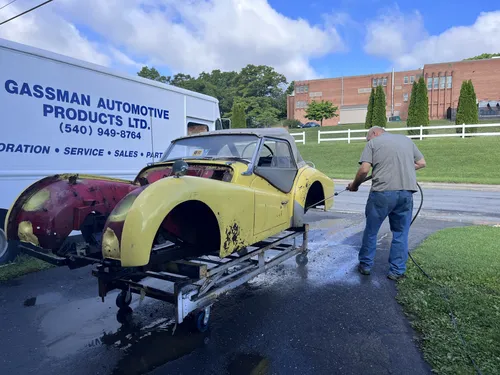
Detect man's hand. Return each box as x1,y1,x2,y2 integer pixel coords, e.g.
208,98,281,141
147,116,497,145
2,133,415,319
348,162,371,192
415,158,426,170
347,182,358,191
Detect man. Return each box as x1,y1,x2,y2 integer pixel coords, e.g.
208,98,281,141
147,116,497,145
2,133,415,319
347,126,426,280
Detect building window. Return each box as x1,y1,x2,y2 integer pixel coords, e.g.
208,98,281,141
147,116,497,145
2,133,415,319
439,76,445,89
296,101,308,109
295,85,309,94
372,78,377,87
403,93,408,102
377,78,382,86
410,76,415,84
427,77,432,90
382,77,387,86
446,76,452,88
433,77,439,89
404,76,409,84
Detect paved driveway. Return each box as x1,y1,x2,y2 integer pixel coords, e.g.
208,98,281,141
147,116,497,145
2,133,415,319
1,183,496,375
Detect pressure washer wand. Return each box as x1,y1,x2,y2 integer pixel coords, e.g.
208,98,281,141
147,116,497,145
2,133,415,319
334,175,373,196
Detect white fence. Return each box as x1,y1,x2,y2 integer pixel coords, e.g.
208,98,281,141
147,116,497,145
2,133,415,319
317,123,500,144
290,131,305,144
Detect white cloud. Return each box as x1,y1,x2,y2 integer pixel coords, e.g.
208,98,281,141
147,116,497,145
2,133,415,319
364,8,500,69
8,0,343,80
0,1,111,66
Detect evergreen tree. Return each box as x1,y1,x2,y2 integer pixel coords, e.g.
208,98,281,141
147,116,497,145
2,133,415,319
455,80,478,133
372,85,387,127
364,88,375,129
231,101,247,128
415,76,429,134
406,81,418,135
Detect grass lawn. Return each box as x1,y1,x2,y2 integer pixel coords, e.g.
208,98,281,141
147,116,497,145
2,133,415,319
396,226,500,375
0,254,53,282
297,135,500,185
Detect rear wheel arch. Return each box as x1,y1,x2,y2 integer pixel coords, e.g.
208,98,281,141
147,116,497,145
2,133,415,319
304,181,325,212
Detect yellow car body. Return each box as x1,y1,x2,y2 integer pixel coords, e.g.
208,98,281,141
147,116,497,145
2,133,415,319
5,128,334,268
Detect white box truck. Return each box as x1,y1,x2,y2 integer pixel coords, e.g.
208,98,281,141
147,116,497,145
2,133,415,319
0,38,228,264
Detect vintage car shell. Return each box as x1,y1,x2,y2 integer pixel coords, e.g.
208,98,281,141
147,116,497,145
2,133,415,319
5,128,334,267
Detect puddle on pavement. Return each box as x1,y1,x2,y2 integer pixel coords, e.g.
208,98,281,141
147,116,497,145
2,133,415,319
38,290,209,374
227,352,270,375
100,307,210,375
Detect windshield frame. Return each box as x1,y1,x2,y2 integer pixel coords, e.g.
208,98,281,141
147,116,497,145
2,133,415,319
159,133,263,163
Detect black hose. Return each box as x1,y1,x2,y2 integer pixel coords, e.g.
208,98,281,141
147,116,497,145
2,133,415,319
308,177,483,375
306,176,426,278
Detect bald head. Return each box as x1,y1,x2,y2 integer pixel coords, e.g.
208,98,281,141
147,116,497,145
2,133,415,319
366,126,386,141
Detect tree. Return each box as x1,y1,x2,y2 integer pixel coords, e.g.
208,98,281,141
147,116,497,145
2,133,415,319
464,53,500,61
414,76,429,134
137,66,169,83
282,119,301,128
371,85,387,127
364,88,375,129
455,80,478,133
285,81,295,96
304,100,338,126
406,81,419,135
231,102,246,128
137,64,290,120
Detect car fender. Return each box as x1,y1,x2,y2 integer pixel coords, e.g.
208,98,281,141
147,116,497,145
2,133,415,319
291,167,334,227
109,175,255,267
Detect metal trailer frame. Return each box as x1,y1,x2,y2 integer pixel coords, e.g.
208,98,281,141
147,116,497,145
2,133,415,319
92,224,309,332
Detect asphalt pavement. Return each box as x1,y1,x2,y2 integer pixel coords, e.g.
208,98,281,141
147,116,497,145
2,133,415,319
332,179,500,225
1,184,498,375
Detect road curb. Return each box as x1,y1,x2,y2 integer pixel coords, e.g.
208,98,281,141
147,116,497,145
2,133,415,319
332,179,500,192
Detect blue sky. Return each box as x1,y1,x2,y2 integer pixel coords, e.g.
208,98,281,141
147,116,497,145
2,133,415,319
0,0,499,82
268,0,500,78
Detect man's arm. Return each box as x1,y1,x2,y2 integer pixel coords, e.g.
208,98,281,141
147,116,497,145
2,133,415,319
348,162,371,191
413,143,426,170
415,157,426,170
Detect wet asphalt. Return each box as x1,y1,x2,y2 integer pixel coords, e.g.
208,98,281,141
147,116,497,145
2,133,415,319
0,184,493,375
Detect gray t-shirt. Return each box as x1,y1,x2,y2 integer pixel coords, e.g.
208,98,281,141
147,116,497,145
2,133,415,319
359,132,424,192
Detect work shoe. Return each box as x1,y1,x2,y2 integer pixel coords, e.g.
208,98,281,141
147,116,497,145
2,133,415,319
358,264,371,275
387,273,406,281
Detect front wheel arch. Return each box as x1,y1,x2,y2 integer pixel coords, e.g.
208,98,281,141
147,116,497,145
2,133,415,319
154,200,221,255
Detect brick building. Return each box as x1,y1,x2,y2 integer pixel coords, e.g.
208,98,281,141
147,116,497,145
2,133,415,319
287,57,500,126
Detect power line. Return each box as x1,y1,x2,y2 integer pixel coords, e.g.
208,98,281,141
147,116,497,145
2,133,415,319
0,0,53,26
0,0,18,11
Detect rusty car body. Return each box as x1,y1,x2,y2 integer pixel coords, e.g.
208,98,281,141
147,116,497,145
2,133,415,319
5,128,334,267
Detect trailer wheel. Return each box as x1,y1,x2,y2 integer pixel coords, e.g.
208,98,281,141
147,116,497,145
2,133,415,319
116,290,132,309
191,306,211,333
296,253,308,266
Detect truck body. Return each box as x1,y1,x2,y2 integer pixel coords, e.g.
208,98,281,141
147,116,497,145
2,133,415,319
0,38,226,263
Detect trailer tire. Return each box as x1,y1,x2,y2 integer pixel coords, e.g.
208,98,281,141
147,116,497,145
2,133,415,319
116,290,132,309
0,209,18,265
195,310,210,333
296,253,308,266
